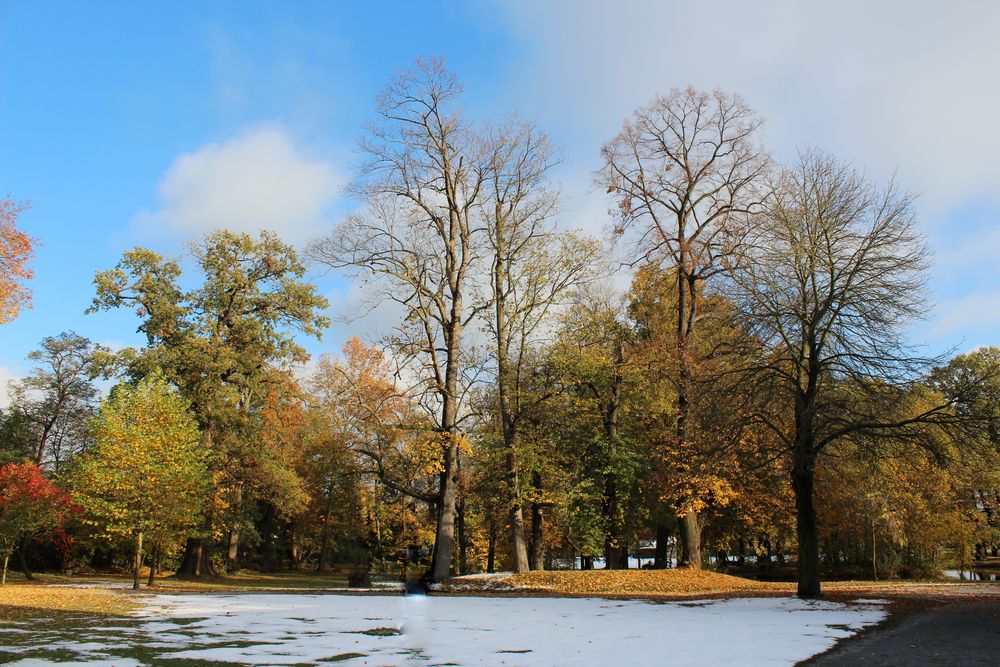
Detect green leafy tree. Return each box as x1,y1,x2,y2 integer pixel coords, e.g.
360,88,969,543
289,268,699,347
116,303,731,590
89,230,329,575
71,377,207,588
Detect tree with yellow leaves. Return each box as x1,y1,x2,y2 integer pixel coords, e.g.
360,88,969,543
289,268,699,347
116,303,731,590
70,376,207,588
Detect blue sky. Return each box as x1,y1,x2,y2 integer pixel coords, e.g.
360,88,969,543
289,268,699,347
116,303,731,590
1,0,998,393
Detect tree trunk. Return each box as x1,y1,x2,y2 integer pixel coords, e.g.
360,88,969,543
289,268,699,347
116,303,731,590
179,535,215,577
603,345,624,570
529,472,545,570
654,524,672,569
509,490,530,572
225,529,239,569
430,440,459,581
317,481,335,572
2,553,8,585
132,531,144,590
147,542,158,587
792,447,821,598
225,484,243,571
18,537,32,580
494,240,530,575
457,499,469,575
679,512,701,568
428,288,463,582
487,516,497,573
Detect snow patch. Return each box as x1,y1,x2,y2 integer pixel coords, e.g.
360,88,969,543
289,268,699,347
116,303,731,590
6,593,887,666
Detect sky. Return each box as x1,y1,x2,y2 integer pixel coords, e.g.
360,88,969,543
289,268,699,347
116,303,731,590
1,0,998,399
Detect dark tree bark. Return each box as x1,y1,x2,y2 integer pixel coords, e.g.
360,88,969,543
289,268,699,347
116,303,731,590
147,542,159,586
18,537,32,581
792,447,820,597
179,535,216,577
653,524,672,569
487,516,497,573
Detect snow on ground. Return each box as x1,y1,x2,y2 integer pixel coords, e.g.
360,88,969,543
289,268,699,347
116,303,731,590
3,593,887,666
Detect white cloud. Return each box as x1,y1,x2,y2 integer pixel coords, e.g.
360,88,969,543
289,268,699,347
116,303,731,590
487,0,1000,349
493,0,1000,214
141,124,343,245
0,366,20,409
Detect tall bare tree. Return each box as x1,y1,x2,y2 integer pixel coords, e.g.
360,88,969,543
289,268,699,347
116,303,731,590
731,149,953,597
310,58,487,581
599,87,767,567
481,119,601,571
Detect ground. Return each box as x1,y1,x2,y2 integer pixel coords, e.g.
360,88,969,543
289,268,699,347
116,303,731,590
0,571,996,666
808,599,1000,666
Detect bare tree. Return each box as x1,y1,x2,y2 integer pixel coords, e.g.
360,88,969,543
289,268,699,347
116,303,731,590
481,118,602,571
731,149,953,598
310,58,487,581
599,87,767,567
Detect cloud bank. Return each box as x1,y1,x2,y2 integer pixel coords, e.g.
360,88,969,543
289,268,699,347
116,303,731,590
142,124,342,245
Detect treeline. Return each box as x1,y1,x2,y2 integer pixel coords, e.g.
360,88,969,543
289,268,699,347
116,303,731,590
0,58,997,598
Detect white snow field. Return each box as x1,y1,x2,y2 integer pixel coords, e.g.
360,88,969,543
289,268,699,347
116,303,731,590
2,593,887,666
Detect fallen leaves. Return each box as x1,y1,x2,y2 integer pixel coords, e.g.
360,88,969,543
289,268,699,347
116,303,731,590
502,569,786,596
0,584,137,619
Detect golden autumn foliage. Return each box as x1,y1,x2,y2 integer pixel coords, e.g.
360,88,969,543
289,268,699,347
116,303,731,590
0,198,36,324
496,569,786,596
70,377,208,543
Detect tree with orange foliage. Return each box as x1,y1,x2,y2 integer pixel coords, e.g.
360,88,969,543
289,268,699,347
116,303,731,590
629,264,761,566
308,337,436,570
0,197,37,323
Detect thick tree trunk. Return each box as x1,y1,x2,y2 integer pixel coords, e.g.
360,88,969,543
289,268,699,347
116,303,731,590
792,448,821,598
508,482,530,571
457,499,468,575
654,524,672,569
430,440,459,581
147,542,159,586
132,531,143,590
679,512,702,568
428,282,463,582
225,529,239,568
506,437,529,572
179,536,215,577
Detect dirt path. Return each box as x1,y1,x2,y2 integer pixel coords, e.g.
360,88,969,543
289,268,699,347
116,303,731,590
807,599,1000,666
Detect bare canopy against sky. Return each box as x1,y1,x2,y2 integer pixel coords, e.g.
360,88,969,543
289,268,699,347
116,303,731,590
0,0,998,392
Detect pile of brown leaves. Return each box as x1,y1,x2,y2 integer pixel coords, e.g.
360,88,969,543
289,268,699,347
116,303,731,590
0,584,136,619
503,569,787,597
